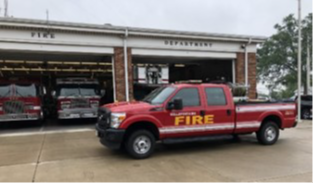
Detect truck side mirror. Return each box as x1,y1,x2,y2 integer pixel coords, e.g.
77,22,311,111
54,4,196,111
101,89,105,96
51,91,56,98
43,87,47,95
167,98,183,110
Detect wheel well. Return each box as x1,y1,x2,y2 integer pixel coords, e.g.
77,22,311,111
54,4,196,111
124,121,160,141
262,115,282,129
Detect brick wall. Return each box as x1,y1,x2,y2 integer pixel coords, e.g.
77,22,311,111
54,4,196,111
113,47,133,102
236,52,257,99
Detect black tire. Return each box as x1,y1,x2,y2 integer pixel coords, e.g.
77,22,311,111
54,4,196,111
256,121,279,145
301,108,311,119
125,130,155,159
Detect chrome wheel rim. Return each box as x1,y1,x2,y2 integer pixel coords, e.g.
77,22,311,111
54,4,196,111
133,135,151,154
265,126,276,142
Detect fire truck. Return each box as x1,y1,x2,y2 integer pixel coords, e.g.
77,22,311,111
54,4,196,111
96,83,297,159
53,78,103,120
0,78,44,123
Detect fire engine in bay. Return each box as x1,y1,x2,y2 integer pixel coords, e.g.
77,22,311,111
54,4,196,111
0,78,45,123
53,78,104,120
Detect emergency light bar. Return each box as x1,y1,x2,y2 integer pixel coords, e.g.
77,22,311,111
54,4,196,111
175,80,203,84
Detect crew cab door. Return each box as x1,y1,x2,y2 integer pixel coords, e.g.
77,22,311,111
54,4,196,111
202,86,235,134
162,86,205,138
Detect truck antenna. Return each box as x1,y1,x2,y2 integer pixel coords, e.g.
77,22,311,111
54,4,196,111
4,0,8,17
46,9,49,22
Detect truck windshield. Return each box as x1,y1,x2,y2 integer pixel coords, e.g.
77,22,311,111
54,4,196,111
0,84,11,98
58,84,100,97
142,86,176,105
0,84,38,98
15,84,38,97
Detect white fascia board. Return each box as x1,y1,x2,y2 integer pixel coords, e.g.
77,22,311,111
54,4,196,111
132,48,236,59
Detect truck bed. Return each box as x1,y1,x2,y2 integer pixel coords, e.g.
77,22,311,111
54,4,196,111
234,101,296,133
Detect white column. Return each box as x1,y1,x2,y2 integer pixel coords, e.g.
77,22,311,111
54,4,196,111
307,41,311,94
232,59,236,83
111,56,116,102
297,0,302,122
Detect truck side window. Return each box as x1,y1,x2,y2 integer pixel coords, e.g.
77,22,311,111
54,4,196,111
205,88,227,106
171,88,200,107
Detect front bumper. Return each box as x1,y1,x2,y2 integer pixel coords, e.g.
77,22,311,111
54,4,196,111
95,124,125,150
58,108,98,119
0,113,42,122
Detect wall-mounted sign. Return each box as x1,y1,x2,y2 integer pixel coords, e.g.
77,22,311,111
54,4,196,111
31,32,55,39
164,40,212,47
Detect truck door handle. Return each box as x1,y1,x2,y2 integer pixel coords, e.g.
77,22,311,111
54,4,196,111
226,109,231,116
200,110,206,116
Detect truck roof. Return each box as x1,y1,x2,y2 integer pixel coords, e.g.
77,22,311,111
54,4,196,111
56,78,99,85
170,83,229,88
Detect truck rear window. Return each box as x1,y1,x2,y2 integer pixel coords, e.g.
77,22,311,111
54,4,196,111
205,88,227,106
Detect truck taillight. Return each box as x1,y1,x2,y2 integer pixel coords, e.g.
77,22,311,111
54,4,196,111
90,100,99,108
61,101,71,109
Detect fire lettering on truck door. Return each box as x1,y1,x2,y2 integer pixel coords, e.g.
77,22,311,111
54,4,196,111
174,115,214,126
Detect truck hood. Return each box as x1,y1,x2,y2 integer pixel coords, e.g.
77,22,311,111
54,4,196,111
102,101,156,113
58,95,100,99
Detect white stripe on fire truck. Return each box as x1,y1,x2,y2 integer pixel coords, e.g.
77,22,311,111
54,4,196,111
236,105,295,113
159,121,261,134
33,106,41,110
236,121,261,128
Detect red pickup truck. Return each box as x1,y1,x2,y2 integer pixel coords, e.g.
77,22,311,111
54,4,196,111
96,83,297,159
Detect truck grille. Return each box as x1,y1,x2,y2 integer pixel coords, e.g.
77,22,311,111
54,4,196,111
3,100,25,114
70,98,89,108
97,108,111,129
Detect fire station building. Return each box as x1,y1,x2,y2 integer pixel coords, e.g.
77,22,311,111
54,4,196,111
0,18,266,103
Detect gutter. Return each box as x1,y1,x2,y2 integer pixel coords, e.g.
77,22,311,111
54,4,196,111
124,28,129,102
245,38,252,93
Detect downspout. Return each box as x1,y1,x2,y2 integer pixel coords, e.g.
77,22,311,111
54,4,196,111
124,28,129,102
245,38,252,94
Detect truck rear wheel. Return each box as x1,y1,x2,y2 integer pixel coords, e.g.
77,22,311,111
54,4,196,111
256,121,279,145
125,130,155,159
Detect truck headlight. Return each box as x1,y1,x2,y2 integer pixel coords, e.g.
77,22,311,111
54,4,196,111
61,101,71,109
90,100,99,108
110,113,126,128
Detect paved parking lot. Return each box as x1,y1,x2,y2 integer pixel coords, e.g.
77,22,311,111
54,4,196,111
0,120,311,182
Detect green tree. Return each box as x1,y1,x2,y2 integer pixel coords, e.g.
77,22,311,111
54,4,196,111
257,13,312,99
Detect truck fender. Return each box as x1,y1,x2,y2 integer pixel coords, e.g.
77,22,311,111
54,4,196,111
258,111,283,127
120,115,163,130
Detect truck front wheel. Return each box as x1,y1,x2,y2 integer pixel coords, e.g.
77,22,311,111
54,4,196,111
256,121,279,145
125,130,156,159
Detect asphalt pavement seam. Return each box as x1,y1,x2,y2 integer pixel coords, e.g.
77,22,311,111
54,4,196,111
31,133,47,183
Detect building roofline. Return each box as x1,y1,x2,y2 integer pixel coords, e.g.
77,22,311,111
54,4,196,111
0,17,267,43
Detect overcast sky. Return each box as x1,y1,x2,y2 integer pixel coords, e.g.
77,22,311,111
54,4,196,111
1,0,312,37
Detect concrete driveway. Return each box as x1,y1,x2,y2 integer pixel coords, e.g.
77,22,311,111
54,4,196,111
0,121,311,182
